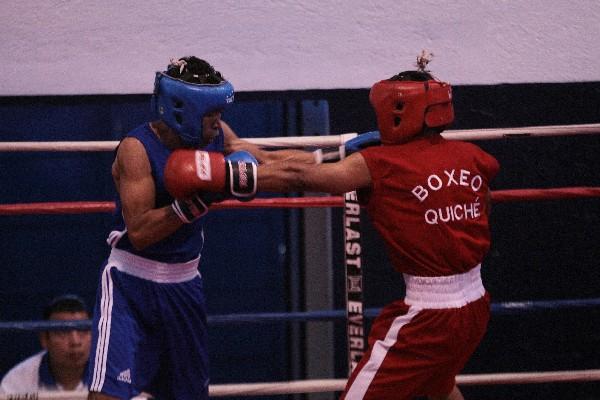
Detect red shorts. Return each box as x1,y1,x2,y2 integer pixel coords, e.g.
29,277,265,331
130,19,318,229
342,267,490,400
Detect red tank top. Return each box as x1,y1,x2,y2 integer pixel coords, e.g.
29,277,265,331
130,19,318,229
360,135,500,276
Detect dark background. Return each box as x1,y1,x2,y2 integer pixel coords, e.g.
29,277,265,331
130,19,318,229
1,81,599,399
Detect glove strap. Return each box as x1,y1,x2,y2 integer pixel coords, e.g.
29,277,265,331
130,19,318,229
227,159,257,199
313,146,346,164
338,145,347,160
312,149,324,164
172,195,209,223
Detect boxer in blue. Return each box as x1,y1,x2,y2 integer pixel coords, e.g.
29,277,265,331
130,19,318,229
88,55,322,400
87,56,266,400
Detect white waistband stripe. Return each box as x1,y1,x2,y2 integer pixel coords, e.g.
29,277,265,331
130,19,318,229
108,248,200,283
403,264,485,309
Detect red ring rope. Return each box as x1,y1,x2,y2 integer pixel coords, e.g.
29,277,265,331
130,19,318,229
0,187,598,216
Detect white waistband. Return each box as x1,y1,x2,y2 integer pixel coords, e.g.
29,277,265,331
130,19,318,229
403,264,485,309
108,248,200,283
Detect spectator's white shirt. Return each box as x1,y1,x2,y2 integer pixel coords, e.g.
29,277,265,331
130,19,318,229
0,351,87,394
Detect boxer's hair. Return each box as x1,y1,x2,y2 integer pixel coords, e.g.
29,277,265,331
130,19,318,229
389,70,433,82
166,56,224,84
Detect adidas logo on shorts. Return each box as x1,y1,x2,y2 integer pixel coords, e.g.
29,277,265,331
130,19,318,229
117,368,132,384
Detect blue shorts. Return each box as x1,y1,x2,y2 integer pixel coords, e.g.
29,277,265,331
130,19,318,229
88,249,208,400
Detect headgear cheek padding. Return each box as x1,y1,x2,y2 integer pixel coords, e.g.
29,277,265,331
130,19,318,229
369,78,453,145
152,72,234,147
425,102,454,127
424,81,454,128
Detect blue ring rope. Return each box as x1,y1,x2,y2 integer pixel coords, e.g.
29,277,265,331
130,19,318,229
1,297,599,332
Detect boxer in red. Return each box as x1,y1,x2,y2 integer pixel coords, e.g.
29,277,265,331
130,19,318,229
264,59,499,400
179,54,499,399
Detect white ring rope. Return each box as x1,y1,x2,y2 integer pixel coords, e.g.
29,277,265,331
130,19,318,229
1,123,599,152
0,369,598,399
2,122,598,398
210,369,600,396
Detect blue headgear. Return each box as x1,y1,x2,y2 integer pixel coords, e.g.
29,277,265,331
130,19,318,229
152,72,235,147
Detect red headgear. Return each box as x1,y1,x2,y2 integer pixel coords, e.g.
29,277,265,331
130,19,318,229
369,73,454,144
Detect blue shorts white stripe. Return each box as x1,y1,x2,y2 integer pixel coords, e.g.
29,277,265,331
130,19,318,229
90,264,115,392
88,250,209,400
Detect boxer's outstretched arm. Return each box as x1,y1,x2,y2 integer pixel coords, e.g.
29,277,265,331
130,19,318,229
257,152,372,194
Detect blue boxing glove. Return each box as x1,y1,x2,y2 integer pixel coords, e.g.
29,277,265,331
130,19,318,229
343,131,381,156
225,151,258,201
314,131,381,163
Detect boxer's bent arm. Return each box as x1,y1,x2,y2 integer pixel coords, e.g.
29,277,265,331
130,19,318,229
114,138,183,250
222,120,316,164
257,152,372,194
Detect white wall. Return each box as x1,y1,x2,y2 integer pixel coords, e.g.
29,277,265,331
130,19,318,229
1,0,599,95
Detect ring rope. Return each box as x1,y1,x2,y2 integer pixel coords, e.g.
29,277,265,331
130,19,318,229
1,127,598,397
1,123,599,152
3,297,599,332
209,369,600,396
210,369,600,396
1,187,599,216
0,369,598,399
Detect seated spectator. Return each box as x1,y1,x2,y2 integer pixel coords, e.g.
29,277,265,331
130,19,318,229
1,294,91,394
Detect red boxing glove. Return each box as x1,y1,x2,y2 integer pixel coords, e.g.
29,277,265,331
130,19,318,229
164,150,227,199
